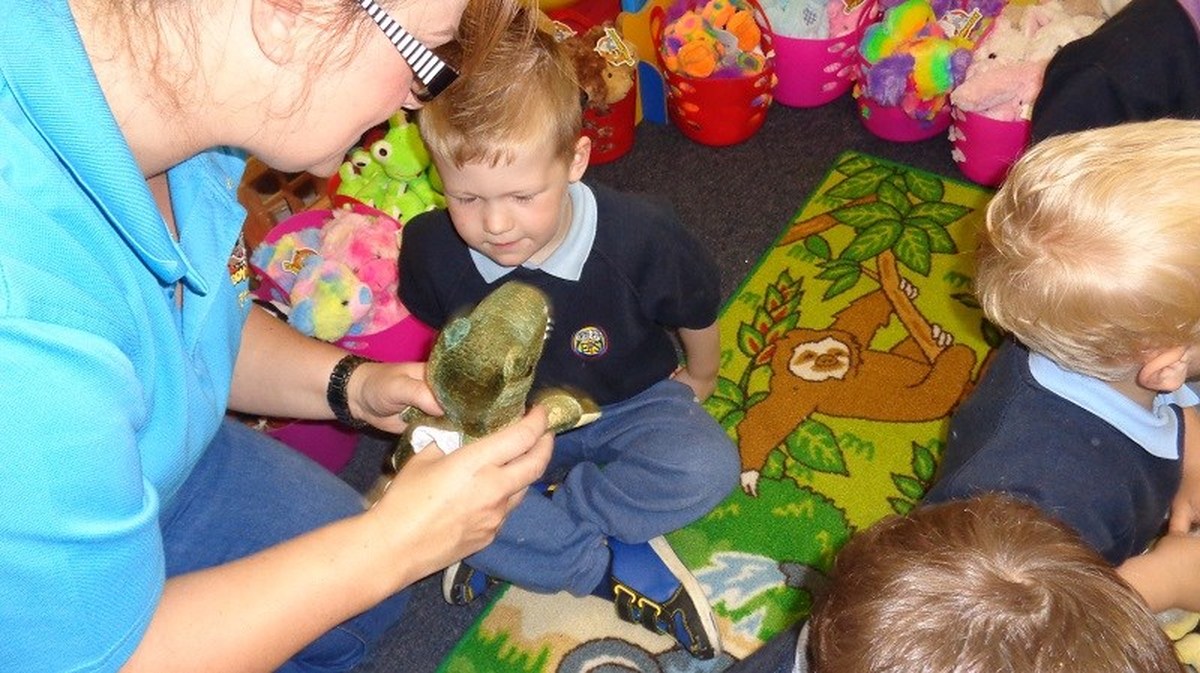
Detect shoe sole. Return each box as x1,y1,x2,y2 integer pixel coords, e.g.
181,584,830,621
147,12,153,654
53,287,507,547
647,536,723,658
442,561,461,604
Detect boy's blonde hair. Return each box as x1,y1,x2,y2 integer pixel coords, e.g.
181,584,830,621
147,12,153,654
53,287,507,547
976,119,1200,380
809,493,1183,673
417,8,583,168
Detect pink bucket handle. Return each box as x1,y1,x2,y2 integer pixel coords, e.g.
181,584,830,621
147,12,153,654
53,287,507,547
855,0,880,31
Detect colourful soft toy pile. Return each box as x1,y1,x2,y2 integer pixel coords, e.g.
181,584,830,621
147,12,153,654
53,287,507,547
250,208,409,343
659,0,769,78
948,0,1104,121
856,0,1001,119
335,112,445,225
761,0,874,39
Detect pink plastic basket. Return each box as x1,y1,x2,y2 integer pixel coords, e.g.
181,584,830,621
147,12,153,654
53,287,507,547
949,108,1031,187
248,206,436,472
855,94,951,142
772,1,876,108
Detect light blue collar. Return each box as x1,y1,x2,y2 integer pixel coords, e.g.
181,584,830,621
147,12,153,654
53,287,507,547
1,0,208,291
470,181,596,283
1029,352,1199,459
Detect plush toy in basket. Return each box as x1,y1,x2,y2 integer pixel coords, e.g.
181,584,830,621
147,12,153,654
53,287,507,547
947,0,1104,184
653,0,778,146
246,205,437,472
658,0,770,79
555,22,638,113
333,112,445,224
852,0,997,140
544,16,640,163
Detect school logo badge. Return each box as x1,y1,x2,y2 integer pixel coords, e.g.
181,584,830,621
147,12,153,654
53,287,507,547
571,325,608,358
228,235,251,307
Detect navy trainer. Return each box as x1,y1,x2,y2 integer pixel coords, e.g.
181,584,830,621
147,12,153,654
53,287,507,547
601,536,722,659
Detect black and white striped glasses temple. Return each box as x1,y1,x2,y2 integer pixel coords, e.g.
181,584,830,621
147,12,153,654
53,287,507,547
355,0,459,102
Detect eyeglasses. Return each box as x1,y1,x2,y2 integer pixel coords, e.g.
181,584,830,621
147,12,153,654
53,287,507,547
356,0,459,102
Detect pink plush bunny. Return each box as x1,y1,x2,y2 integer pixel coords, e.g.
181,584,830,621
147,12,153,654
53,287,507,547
320,209,407,334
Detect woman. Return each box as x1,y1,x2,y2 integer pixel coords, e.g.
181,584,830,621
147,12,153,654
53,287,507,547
0,0,551,671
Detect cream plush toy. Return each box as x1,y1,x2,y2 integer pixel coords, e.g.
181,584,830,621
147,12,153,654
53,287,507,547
950,0,1103,121
1159,608,1200,670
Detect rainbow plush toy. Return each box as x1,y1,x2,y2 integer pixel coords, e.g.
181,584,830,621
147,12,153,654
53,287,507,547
856,0,980,119
288,259,373,343
251,208,409,343
249,226,321,295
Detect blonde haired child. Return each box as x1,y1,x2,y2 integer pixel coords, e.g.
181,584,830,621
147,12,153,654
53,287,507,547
976,118,1200,382
400,8,738,659
926,119,1200,614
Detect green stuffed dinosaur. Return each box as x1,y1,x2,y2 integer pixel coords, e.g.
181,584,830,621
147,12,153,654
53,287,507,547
366,281,599,505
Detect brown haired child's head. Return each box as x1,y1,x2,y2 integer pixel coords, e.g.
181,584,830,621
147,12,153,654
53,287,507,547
975,119,1200,381
416,6,584,170
808,493,1182,673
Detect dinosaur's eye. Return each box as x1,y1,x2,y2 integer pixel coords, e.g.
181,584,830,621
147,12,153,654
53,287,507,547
442,318,470,349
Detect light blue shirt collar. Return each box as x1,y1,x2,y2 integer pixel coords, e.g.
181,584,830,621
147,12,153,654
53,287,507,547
0,0,208,291
1029,352,1199,459
469,181,596,283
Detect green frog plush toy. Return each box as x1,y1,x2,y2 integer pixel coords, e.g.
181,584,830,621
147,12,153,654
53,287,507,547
336,112,445,224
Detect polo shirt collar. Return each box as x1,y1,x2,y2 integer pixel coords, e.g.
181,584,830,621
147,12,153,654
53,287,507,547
2,0,204,292
471,181,596,283
1029,351,1199,459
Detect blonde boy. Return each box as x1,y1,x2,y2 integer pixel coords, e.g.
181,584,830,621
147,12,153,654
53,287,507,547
925,118,1200,612
397,10,738,659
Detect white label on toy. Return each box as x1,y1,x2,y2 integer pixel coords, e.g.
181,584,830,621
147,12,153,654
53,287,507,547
410,426,464,455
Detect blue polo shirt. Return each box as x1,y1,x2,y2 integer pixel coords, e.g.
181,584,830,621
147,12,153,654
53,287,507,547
0,2,251,669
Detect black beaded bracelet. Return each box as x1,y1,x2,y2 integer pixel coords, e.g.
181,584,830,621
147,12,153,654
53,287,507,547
327,354,374,430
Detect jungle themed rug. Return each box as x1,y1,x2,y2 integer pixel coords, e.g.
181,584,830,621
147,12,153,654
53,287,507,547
437,152,999,673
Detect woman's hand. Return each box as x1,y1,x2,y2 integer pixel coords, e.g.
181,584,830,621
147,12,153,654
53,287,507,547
348,361,442,434
367,406,554,583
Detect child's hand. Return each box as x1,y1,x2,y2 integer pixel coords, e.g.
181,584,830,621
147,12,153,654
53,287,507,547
674,323,720,402
1119,532,1200,612
1169,407,1200,534
1170,484,1200,535
672,366,716,402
